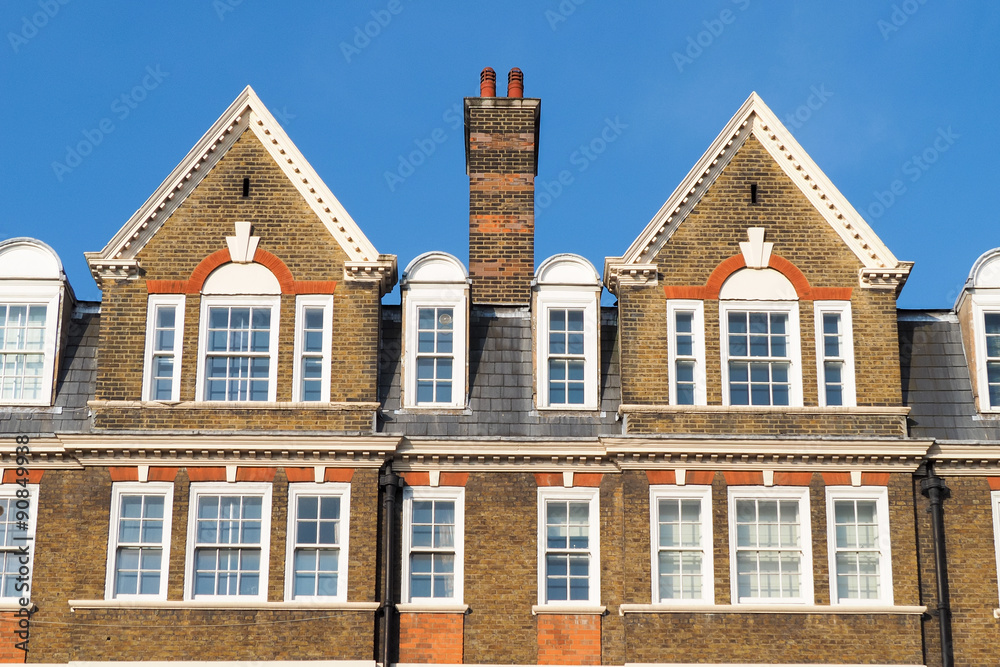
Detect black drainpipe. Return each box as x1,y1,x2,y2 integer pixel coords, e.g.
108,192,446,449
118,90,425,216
379,467,401,667
920,464,953,667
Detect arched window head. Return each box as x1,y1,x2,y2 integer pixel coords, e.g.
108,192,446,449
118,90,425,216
534,254,601,410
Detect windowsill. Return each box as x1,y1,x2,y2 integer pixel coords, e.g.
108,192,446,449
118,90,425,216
396,406,471,415
396,602,469,613
534,406,601,413
88,400,379,411
0,402,56,410
0,600,29,610
618,404,909,415
618,603,926,615
531,604,606,615
68,599,380,612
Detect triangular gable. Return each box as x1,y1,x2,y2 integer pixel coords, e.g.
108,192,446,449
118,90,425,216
605,93,912,294
86,86,391,286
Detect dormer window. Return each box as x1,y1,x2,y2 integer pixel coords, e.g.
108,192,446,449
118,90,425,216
401,253,469,409
534,255,601,410
962,248,1000,412
0,238,68,406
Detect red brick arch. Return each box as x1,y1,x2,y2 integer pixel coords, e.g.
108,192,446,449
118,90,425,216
663,253,852,301
146,247,336,295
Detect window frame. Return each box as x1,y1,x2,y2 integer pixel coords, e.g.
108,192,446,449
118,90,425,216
719,300,803,407
666,300,707,406
535,290,600,410
972,296,1000,412
404,294,467,409
813,301,856,407
401,486,465,605
649,485,713,604
0,484,38,600
0,289,60,406
142,294,186,402
727,486,813,605
195,295,281,402
284,482,350,602
825,486,893,605
291,295,333,403
536,486,601,607
183,482,272,601
104,482,174,600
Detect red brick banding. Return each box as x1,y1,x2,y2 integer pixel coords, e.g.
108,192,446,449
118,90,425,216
398,612,464,664
664,253,853,301
537,614,601,665
235,467,277,482
185,467,227,482
1,470,43,484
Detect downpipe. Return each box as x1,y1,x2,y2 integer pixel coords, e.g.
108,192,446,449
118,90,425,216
379,467,401,667
921,465,953,667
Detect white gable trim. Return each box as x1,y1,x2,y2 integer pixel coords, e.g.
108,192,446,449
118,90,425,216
87,86,383,280
608,93,908,290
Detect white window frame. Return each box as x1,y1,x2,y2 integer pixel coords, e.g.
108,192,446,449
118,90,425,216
0,484,39,599
404,294,467,409
184,482,272,601
972,296,1000,412
813,301,856,407
401,486,465,605
291,295,333,403
195,295,280,402
720,301,803,407
536,290,600,410
0,289,60,406
649,485,713,604
536,486,601,607
667,300,706,406
284,482,350,601
825,486,893,605
104,482,174,600
142,294,186,402
728,486,813,604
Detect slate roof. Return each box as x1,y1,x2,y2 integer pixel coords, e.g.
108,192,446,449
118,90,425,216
0,304,98,436
378,305,621,438
899,310,1000,441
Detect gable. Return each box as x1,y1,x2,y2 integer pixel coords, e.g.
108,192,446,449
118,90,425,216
86,86,394,291
605,93,911,295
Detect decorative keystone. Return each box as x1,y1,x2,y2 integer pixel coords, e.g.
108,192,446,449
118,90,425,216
739,227,773,269
225,221,259,263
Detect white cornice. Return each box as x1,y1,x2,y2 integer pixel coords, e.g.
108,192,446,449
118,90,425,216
608,93,910,294
88,86,395,285
927,443,1000,474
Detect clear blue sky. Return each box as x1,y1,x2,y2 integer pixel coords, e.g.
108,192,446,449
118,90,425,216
1,1,996,307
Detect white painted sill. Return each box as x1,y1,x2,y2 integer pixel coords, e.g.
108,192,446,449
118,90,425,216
68,599,380,612
531,604,606,615
396,602,469,613
619,603,926,615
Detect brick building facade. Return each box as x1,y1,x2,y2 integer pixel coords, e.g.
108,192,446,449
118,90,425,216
0,69,995,666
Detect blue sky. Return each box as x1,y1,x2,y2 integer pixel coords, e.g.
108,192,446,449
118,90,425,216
1,1,996,307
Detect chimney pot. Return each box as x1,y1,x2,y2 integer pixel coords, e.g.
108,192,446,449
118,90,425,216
480,67,497,97
507,68,523,98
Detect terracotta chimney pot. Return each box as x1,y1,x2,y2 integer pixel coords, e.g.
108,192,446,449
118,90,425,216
507,68,523,98
480,67,496,97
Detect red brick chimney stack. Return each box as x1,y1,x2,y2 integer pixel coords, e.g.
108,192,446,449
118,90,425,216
464,68,541,305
